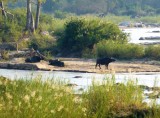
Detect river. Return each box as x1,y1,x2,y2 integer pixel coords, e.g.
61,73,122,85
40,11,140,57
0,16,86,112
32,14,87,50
1,68,160,104
1,69,160,88
123,28,160,44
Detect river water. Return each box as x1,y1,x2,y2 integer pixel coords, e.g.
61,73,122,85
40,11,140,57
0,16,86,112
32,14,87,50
0,69,160,88
123,28,160,44
1,69,160,104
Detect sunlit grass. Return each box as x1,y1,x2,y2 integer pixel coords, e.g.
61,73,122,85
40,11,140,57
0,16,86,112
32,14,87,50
0,76,160,118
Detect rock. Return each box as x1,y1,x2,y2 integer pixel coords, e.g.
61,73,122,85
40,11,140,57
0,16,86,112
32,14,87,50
0,63,39,70
145,91,160,99
66,83,78,87
138,85,151,91
73,76,82,78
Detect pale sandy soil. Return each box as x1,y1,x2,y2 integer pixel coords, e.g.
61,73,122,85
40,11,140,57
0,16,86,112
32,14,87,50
36,58,160,74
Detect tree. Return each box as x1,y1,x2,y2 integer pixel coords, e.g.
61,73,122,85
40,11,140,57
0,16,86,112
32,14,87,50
0,0,7,18
58,18,127,55
26,0,32,31
26,0,46,32
35,0,46,30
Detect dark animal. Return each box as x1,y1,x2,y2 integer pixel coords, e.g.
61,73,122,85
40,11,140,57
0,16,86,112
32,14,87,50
95,57,116,69
49,59,64,67
25,56,44,63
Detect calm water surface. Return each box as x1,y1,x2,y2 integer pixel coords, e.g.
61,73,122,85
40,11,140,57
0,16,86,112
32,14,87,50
0,69,160,87
123,28,160,44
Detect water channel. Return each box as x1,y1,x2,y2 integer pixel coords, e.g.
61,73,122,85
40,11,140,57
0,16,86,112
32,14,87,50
123,27,160,44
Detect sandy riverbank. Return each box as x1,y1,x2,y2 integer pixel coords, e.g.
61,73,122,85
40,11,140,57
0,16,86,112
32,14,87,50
1,58,160,74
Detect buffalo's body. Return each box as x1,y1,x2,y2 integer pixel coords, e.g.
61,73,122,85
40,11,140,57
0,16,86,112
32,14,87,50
25,56,43,63
95,57,115,69
49,59,64,67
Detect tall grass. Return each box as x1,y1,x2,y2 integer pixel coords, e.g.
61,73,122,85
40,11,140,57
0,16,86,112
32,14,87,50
0,76,160,118
84,79,147,118
145,45,160,60
0,76,85,118
95,40,145,59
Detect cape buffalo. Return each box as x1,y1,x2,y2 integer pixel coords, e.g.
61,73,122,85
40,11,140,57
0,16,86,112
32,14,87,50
25,56,44,63
49,59,64,67
95,57,116,69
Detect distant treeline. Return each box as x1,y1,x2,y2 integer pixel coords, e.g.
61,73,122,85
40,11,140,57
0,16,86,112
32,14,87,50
9,0,160,16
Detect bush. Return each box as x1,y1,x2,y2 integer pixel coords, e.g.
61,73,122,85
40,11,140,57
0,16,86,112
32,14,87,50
84,79,145,118
54,10,67,19
95,40,145,59
29,34,57,56
145,45,160,60
57,18,127,56
0,50,9,60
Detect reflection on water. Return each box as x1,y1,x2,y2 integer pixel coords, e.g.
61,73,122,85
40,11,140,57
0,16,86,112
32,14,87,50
123,28,160,44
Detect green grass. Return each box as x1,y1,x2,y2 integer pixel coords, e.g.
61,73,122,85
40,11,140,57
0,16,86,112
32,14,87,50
0,76,160,118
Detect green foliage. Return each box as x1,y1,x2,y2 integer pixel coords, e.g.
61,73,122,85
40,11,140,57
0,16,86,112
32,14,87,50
1,75,160,117
48,18,66,36
0,21,18,42
0,8,25,43
145,45,160,60
29,34,57,55
0,76,85,118
95,40,145,59
84,79,145,118
41,0,160,16
54,10,67,19
0,50,9,60
0,76,84,117
58,18,127,56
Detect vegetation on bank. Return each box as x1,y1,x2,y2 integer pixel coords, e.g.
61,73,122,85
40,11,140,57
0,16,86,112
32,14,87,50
0,76,160,118
1,7,160,60
10,0,160,17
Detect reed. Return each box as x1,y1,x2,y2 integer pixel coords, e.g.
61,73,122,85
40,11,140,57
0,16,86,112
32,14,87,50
0,75,160,118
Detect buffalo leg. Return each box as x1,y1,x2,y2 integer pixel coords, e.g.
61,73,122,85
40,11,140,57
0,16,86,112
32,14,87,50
98,64,101,69
105,64,108,69
95,63,98,68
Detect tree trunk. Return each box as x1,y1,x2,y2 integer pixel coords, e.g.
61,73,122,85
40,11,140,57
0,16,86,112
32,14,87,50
0,1,7,18
16,43,19,52
26,0,32,31
35,1,41,30
30,13,35,33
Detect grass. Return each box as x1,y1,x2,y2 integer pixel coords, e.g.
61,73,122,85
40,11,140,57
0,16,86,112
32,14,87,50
0,75,160,118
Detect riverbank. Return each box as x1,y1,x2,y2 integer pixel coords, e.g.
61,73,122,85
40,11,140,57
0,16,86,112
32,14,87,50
1,58,160,74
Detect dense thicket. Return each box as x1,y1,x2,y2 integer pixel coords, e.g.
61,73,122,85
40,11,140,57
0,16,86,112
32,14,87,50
9,0,160,16
57,18,127,56
42,0,160,16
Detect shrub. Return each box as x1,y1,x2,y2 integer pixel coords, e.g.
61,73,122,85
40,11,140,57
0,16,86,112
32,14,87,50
95,40,145,59
145,45,160,60
0,50,9,60
84,78,146,118
57,18,127,56
29,34,57,56
54,10,67,19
